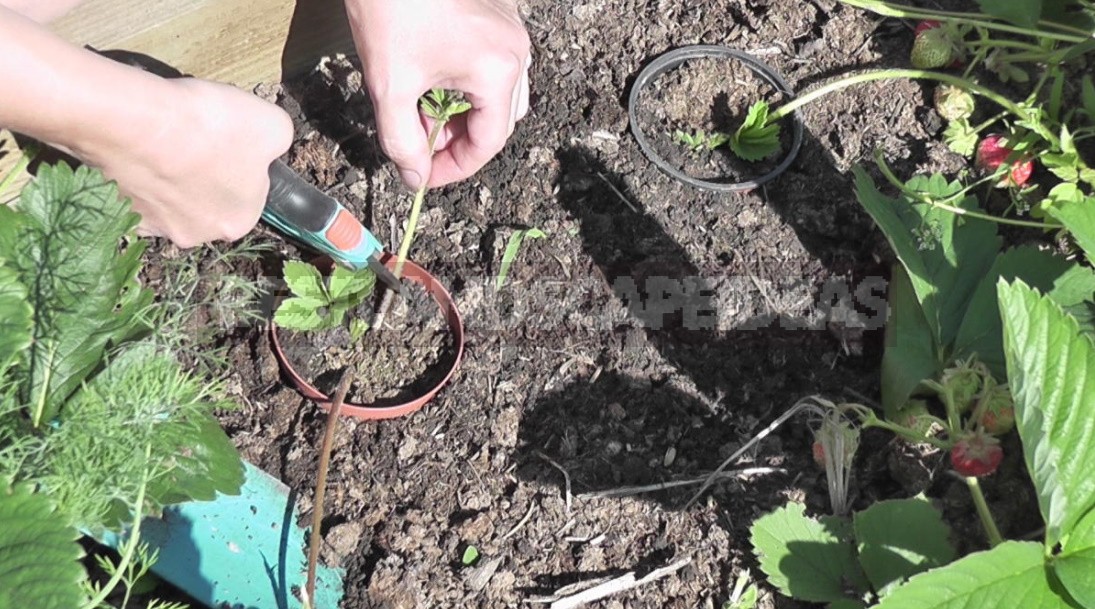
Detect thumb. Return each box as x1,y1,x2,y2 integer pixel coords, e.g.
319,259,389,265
373,91,432,189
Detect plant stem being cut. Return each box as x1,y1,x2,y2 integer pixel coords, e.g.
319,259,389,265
371,89,471,330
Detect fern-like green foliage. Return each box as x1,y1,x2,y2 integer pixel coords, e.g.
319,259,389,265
730,101,782,162
0,162,246,606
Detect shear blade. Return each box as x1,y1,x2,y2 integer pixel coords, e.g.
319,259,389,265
368,255,405,296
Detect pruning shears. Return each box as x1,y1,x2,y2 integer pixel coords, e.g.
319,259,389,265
93,48,403,293
264,160,403,294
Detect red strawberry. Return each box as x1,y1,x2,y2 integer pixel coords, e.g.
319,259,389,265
951,433,1003,477
976,135,1034,187
915,19,942,34
812,440,826,467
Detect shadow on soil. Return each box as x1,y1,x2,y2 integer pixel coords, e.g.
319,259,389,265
513,137,884,518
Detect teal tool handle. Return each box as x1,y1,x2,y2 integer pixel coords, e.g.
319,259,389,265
263,160,383,270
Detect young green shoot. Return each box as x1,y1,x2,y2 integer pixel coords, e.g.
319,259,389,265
461,545,481,566
673,129,730,152
372,88,472,330
275,261,376,332
496,227,547,291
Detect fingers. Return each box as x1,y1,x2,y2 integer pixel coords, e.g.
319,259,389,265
428,51,530,187
372,87,433,189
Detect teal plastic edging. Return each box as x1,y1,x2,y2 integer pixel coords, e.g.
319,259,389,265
101,462,344,609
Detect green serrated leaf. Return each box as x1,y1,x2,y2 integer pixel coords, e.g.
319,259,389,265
853,496,956,596
881,264,939,416
0,482,87,609
0,265,32,373
1047,196,1095,265
1,163,151,428
496,228,547,291
329,265,376,304
749,502,866,603
953,246,1088,379
943,119,978,157
273,296,326,332
731,101,782,162
283,261,326,301
999,280,1095,548
853,169,1000,351
875,541,1067,609
1056,507,1095,606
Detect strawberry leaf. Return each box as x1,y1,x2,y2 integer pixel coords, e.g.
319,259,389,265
976,0,1043,27
875,542,1066,608
283,261,326,301
853,497,956,597
953,246,1093,379
730,101,782,162
749,502,868,602
1082,76,1095,124
274,296,327,331
0,265,32,374
999,280,1095,548
0,482,87,609
881,265,938,417
328,265,375,303
1056,507,1095,606
943,119,978,157
1046,191,1095,265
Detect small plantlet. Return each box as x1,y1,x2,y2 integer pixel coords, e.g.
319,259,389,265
461,545,480,566
274,261,376,332
421,88,472,122
723,569,759,609
673,128,730,152
496,227,547,291
730,101,781,161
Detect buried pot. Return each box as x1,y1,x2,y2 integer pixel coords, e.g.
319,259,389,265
270,255,465,420
628,44,804,192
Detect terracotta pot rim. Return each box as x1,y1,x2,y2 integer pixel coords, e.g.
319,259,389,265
269,255,465,420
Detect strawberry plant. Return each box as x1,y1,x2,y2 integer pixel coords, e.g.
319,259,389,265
0,161,245,607
275,261,376,338
673,128,731,152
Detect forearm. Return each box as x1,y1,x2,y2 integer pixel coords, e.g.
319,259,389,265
0,0,84,23
0,7,168,164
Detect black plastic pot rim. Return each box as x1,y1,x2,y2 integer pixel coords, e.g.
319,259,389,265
627,44,805,193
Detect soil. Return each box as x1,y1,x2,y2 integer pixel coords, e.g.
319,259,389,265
633,55,794,182
129,0,1049,607
276,279,456,406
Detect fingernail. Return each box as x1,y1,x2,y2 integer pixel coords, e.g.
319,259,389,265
399,169,422,189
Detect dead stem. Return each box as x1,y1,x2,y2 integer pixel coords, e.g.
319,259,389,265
305,369,354,609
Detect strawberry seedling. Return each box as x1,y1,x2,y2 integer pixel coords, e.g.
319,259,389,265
673,128,731,153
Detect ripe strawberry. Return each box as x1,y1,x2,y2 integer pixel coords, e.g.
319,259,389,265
977,385,1015,435
812,440,826,467
911,21,961,69
976,134,1034,187
951,432,1003,477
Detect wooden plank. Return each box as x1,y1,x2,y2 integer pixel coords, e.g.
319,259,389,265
2,0,356,194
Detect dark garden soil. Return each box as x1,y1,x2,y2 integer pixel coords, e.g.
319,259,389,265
137,0,1046,607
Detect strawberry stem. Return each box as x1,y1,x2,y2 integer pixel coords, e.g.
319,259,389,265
838,0,1088,43
873,150,1064,230
965,475,1004,547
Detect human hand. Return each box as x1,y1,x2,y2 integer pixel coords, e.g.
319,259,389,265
76,77,293,247
345,0,531,189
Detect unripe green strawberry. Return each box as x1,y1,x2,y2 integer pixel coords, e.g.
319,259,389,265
891,399,937,442
933,85,975,121
911,25,955,69
941,364,982,413
978,385,1015,435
